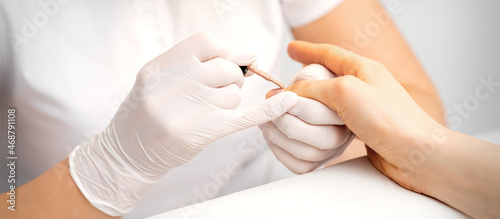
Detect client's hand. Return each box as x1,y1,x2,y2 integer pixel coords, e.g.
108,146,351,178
284,41,500,219
285,41,442,192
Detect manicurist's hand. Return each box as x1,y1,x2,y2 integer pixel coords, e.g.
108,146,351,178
284,41,500,218
68,33,298,216
0,33,299,219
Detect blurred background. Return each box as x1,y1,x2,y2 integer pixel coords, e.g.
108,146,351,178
279,0,500,141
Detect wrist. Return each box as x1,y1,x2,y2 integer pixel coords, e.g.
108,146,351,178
401,121,450,195
386,110,448,194
68,123,155,216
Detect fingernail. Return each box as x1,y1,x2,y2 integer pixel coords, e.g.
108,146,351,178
266,88,284,99
287,43,297,59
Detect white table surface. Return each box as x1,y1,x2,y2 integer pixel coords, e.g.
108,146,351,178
149,128,500,219
149,156,469,219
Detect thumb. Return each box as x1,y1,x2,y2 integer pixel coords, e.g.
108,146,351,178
223,91,298,135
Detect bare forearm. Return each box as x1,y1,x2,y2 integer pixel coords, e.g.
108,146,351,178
416,129,500,218
0,158,116,219
404,85,445,125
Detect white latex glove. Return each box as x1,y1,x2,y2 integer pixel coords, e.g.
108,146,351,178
68,33,298,216
259,64,354,174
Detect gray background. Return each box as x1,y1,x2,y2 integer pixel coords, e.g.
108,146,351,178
279,0,500,136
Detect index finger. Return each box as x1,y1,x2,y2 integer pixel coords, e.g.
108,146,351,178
287,41,367,77
190,33,256,65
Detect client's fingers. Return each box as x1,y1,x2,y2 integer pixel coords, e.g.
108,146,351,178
287,41,365,76
286,76,364,115
287,41,393,81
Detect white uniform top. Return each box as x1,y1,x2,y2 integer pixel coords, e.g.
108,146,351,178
0,0,342,217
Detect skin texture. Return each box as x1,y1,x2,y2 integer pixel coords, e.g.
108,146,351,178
283,41,500,218
291,0,445,164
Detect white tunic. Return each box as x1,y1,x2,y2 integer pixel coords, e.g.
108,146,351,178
0,0,342,217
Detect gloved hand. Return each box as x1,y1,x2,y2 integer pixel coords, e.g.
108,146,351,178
68,33,299,216
259,64,354,174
